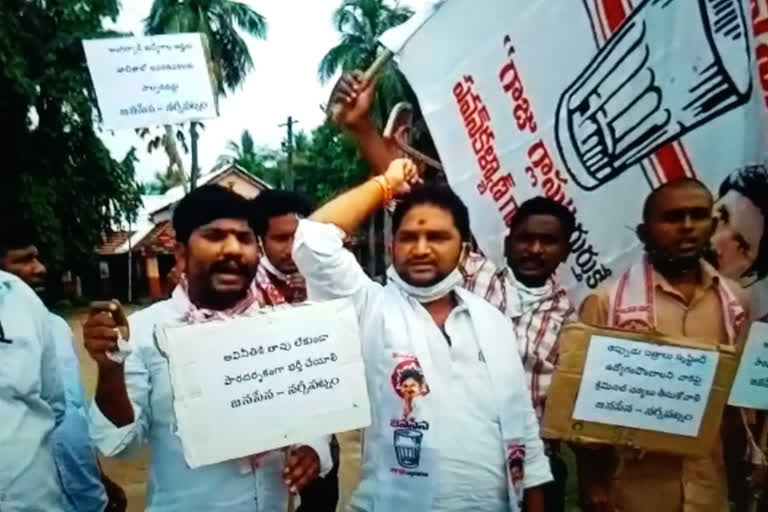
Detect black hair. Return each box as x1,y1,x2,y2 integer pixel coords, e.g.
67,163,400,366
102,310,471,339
719,164,768,279
0,216,37,258
399,368,424,385
250,190,313,237
507,196,576,240
391,185,471,241
172,185,253,244
642,178,713,223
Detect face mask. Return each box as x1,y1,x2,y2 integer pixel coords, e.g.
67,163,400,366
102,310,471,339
386,265,463,303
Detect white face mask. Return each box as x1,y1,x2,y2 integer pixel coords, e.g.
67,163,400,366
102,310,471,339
386,266,463,303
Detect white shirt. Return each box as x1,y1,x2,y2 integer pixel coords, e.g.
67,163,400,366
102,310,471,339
424,302,508,511
293,220,551,512
0,271,66,511
88,295,333,512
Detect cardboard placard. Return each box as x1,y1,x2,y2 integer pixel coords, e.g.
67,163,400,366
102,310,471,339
542,323,740,457
155,298,371,469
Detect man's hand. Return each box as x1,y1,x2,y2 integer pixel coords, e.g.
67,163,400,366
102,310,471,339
580,479,614,512
329,70,377,132
83,301,127,369
282,445,320,493
384,158,423,196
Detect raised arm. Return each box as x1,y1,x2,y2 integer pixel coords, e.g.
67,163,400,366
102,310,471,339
310,158,419,234
329,70,401,175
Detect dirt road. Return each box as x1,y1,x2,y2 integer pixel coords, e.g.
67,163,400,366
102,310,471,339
68,310,362,512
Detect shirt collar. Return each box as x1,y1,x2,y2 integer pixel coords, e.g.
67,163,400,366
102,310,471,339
651,259,720,299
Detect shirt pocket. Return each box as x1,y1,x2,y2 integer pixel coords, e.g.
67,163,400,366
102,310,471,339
0,335,41,398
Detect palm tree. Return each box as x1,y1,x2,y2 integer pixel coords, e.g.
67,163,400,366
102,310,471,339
220,129,280,186
144,0,268,190
318,0,412,123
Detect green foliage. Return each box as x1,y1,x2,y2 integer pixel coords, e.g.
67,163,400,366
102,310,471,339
144,0,268,96
294,123,368,206
319,0,413,124
220,129,281,186
0,0,141,271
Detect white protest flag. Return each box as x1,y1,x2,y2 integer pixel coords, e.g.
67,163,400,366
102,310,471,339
83,33,218,130
381,0,768,308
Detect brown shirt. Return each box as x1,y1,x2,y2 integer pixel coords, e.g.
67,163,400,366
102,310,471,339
579,262,748,512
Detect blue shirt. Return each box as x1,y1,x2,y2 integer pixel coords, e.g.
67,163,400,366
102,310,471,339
88,295,333,512
0,270,66,511
50,314,108,512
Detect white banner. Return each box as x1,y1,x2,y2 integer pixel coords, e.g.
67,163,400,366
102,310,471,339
382,0,768,315
83,33,218,130
156,299,371,469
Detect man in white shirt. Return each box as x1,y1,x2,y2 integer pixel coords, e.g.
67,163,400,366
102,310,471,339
293,159,551,512
82,185,332,511
1,219,121,512
0,269,66,511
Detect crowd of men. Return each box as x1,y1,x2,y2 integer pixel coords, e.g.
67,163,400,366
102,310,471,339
0,70,766,512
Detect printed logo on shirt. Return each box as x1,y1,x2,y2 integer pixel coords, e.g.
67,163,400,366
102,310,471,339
388,356,431,476
390,357,429,420
506,442,526,503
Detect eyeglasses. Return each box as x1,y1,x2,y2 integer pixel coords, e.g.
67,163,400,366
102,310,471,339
0,319,12,344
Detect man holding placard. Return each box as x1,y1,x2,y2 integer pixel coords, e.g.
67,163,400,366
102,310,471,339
293,159,552,511
577,179,748,512
83,185,332,511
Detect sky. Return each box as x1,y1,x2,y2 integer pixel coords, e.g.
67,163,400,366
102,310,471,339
101,0,429,184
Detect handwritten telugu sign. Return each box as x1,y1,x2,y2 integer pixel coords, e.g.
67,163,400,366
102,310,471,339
572,335,719,437
82,33,218,130
729,322,768,410
156,299,371,469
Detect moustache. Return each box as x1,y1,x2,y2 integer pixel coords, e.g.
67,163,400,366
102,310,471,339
209,259,248,276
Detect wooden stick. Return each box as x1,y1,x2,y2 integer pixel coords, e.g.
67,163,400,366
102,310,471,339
328,49,395,123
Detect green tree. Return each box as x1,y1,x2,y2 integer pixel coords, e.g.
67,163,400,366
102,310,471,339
318,0,412,123
145,0,268,190
294,124,368,206
0,0,142,270
220,129,280,186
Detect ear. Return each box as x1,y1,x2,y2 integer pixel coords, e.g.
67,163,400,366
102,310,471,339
709,216,718,237
174,243,187,269
636,223,648,245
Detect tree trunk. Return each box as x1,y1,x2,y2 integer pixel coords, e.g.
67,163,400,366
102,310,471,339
163,124,187,193
189,121,200,191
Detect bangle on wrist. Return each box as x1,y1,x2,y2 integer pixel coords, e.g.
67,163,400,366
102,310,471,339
372,175,394,205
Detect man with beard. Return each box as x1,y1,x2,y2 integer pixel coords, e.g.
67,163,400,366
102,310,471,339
250,189,341,512
0,219,125,511
577,178,748,512
293,159,551,511
330,70,574,512
83,185,331,511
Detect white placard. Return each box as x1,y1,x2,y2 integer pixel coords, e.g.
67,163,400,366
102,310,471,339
572,335,719,437
82,33,218,130
729,322,768,409
157,299,371,469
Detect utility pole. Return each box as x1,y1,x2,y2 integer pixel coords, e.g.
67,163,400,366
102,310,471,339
279,116,298,190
